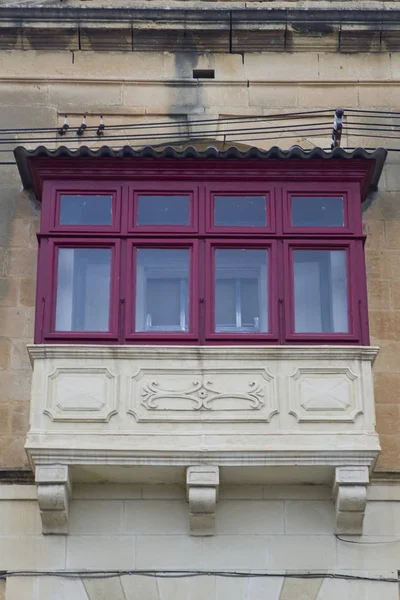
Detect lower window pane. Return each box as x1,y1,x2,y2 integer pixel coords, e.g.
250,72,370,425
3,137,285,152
55,248,111,331
135,248,189,332
215,249,268,333
293,249,348,333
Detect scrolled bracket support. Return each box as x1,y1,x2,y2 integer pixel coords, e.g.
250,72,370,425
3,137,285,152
186,465,219,536
333,466,369,535
36,465,71,535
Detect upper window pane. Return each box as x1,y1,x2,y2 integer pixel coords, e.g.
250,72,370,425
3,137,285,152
135,248,189,332
55,248,111,331
59,195,113,226
293,249,348,333
214,196,267,227
215,249,268,333
137,195,189,226
291,196,344,227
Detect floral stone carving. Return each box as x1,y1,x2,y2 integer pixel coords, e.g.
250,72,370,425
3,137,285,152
141,379,265,411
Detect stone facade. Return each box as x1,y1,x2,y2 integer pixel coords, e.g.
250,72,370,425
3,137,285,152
0,1,399,597
1,483,400,599
0,49,400,470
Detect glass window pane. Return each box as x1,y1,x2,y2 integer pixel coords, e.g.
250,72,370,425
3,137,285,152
291,196,344,227
55,248,111,331
214,196,267,227
137,195,189,226
215,249,268,333
135,248,189,332
59,195,113,226
294,249,348,333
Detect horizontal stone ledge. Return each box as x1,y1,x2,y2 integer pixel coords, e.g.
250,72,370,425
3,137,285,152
3,6,400,24
27,447,380,466
27,344,379,362
0,78,399,88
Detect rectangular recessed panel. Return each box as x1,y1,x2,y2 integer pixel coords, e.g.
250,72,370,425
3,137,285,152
291,196,344,227
55,248,111,332
293,249,348,333
59,195,113,226
340,30,381,53
382,31,400,52
0,28,21,50
80,28,132,51
232,30,285,52
135,248,189,332
22,28,78,51
137,195,189,226
132,30,229,52
215,249,268,333
214,196,267,227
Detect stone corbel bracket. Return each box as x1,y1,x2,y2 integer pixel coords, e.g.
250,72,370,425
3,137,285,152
186,465,219,536
36,465,71,535
333,466,369,535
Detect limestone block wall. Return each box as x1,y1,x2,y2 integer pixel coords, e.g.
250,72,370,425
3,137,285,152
0,173,39,468
0,49,400,471
0,483,399,600
364,161,400,471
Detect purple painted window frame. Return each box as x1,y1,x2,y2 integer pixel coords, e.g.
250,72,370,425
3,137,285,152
130,181,199,233
282,182,361,236
205,240,279,343
42,180,123,234
205,182,275,234
124,239,200,343
42,238,120,342
33,160,372,345
283,240,360,343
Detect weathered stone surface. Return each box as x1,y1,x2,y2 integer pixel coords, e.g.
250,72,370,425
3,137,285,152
367,280,391,310
280,577,324,600
374,372,400,404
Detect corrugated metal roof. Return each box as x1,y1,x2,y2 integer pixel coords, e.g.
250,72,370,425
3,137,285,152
14,144,387,193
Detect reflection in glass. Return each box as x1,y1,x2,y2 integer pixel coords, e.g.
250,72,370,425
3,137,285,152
137,195,189,226
291,196,344,227
215,249,268,333
135,248,189,332
214,196,266,227
55,248,111,331
59,195,113,226
294,249,348,333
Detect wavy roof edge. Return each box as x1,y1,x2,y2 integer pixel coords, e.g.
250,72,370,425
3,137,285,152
14,144,387,192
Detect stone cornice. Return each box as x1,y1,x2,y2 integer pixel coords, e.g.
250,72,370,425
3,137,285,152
2,5,400,22
1,6,399,53
27,344,379,364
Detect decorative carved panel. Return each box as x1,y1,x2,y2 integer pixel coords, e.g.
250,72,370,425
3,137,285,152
289,367,362,422
128,368,277,422
45,367,118,422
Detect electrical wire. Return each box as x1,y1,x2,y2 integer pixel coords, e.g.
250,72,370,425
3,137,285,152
0,107,398,162
345,108,400,116
0,107,397,137
0,123,334,145
0,570,398,583
335,535,400,545
0,132,336,153
0,125,397,147
0,110,335,135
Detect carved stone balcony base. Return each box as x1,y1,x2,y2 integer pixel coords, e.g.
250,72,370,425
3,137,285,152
186,465,219,536
333,466,369,535
36,465,71,535
27,345,380,495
